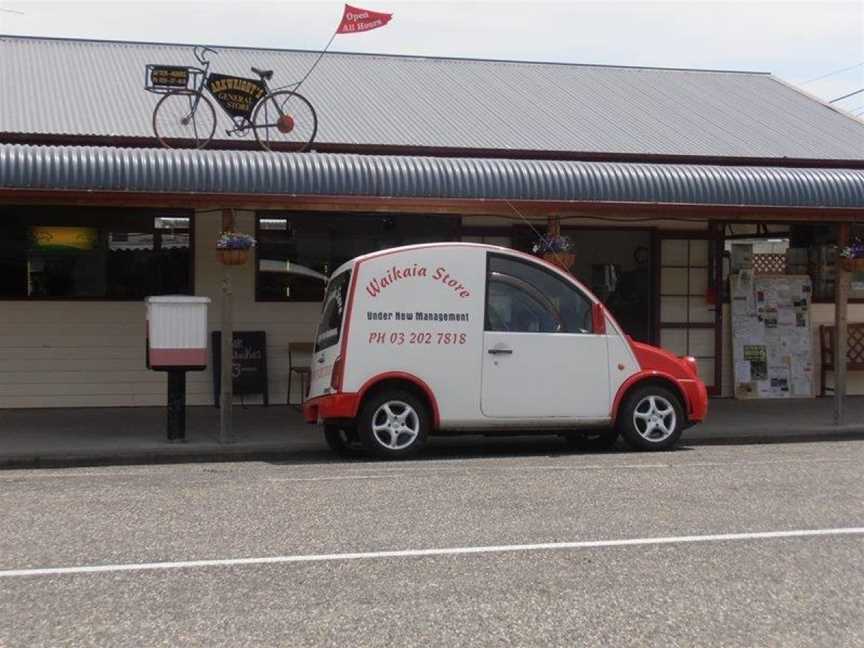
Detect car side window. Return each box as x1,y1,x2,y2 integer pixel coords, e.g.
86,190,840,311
485,254,594,334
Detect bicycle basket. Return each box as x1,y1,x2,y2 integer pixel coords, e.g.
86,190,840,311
144,64,203,94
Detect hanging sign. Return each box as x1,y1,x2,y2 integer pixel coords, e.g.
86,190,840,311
205,74,267,119
149,65,190,88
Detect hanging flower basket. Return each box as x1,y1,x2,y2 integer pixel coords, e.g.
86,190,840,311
218,248,250,266
216,231,256,266
840,257,864,272
543,251,576,271
533,234,574,271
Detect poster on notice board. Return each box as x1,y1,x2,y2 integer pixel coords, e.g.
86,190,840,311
731,272,813,399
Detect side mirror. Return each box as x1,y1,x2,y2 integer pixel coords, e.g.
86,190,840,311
592,302,607,334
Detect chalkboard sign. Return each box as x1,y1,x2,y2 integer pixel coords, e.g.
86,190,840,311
211,330,269,406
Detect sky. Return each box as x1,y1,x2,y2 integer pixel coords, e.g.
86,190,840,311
1,0,863,116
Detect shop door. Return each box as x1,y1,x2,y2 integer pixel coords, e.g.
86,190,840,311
657,235,722,395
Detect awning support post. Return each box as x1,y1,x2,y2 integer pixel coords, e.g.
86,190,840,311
834,223,850,426
219,209,235,445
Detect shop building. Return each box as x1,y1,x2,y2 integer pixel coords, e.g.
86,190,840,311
1,35,863,408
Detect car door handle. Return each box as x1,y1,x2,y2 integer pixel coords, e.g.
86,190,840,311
488,346,513,355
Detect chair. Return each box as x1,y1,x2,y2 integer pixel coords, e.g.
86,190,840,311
287,342,314,408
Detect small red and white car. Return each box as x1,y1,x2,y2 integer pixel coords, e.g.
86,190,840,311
304,243,708,457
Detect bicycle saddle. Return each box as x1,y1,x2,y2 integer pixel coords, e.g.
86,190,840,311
251,67,274,81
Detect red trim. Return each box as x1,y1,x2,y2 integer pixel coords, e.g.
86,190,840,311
630,340,692,378
148,348,207,367
303,373,442,428
592,303,607,334
610,336,710,423
303,393,361,423
358,372,441,428
680,378,709,422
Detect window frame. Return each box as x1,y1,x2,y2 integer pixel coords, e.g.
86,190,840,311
483,252,596,335
719,221,864,305
0,206,194,302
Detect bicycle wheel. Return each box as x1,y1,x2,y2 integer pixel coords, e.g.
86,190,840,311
152,90,217,149
252,90,318,152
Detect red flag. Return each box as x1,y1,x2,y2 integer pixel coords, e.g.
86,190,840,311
336,4,392,34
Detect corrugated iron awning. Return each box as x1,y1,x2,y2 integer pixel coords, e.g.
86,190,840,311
1,145,863,209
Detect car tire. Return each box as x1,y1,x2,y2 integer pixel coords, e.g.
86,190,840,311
617,385,684,451
563,428,619,451
357,389,429,459
323,424,362,457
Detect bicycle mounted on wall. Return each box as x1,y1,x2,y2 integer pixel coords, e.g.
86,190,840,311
145,47,318,152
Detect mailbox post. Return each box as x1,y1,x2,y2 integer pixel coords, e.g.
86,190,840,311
146,296,211,442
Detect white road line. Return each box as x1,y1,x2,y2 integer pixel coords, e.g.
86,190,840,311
2,527,862,578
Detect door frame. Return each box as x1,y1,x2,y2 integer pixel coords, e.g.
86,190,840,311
653,226,723,396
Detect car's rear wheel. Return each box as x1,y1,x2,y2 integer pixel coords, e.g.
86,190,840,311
323,424,362,457
357,390,429,459
563,428,619,451
617,385,684,451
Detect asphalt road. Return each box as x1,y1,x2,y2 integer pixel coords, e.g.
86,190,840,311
1,439,863,647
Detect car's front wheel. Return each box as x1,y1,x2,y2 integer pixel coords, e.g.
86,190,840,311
617,385,684,451
357,390,429,459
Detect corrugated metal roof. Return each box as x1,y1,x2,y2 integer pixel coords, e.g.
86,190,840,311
1,35,863,160
2,145,862,208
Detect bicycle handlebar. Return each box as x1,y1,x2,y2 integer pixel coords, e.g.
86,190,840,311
194,46,219,65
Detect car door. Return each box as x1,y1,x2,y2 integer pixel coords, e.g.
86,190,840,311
481,253,611,419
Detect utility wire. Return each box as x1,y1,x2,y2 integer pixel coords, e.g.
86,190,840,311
802,62,864,84
829,88,864,103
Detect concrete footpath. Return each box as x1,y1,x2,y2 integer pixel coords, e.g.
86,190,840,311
2,398,864,468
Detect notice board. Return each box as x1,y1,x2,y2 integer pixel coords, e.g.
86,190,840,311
731,272,813,399
211,330,269,406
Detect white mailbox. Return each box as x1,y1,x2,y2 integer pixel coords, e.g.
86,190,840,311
146,296,211,371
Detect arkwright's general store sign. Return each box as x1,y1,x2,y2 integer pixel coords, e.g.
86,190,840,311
205,74,267,119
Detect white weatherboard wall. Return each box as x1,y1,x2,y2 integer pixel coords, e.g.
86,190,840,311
194,210,320,407
0,210,320,408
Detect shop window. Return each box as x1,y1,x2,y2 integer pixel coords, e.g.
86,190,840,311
0,207,192,300
723,224,863,303
255,212,460,301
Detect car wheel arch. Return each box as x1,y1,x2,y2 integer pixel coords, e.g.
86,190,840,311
612,373,688,424
357,373,440,429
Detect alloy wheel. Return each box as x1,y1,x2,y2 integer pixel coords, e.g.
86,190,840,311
371,401,420,450
632,395,677,442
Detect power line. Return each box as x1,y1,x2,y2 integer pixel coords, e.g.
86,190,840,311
829,88,864,103
802,62,864,84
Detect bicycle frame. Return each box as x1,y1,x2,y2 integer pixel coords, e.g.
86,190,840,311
148,45,318,151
